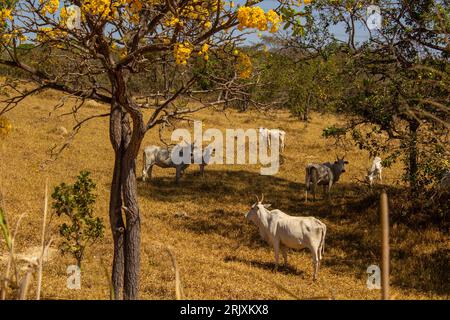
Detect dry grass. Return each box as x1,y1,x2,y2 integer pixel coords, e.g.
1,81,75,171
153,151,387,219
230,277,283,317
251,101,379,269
0,87,449,300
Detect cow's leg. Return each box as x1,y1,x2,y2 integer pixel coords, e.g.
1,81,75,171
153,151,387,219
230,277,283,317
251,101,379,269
273,239,280,272
379,170,382,183
281,245,288,268
142,153,147,182
199,164,205,177
312,183,316,201
305,169,309,203
311,247,319,281
327,180,333,200
148,165,153,180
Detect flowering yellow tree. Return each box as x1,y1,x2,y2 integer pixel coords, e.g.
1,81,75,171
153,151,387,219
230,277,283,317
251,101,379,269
0,0,313,299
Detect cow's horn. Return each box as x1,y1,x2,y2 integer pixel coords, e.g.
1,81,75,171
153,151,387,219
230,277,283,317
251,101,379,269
261,193,264,203
255,194,260,203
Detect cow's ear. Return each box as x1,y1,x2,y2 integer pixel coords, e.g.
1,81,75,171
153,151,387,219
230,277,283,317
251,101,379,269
344,161,349,164
334,161,338,164
263,204,271,209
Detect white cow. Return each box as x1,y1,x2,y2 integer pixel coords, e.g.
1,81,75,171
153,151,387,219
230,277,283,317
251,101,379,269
366,156,382,186
259,127,286,153
245,195,327,280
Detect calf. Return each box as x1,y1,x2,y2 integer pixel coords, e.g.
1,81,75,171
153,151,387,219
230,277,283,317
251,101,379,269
245,195,326,280
366,157,382,186
305,156,348,202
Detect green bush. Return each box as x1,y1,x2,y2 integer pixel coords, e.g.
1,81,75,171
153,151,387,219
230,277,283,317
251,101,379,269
52,171,104,267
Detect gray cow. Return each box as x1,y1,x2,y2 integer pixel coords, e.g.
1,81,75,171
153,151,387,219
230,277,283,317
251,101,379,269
245,194,326,280
142,143,193,183
305,156,349,202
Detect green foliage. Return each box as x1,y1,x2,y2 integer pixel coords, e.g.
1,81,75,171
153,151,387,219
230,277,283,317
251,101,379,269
322,125,347,139
249,40,345,120
52,171,104,267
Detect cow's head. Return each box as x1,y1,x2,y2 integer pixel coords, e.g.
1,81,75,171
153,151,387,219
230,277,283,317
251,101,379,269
334,156,349,173
245,194,271,223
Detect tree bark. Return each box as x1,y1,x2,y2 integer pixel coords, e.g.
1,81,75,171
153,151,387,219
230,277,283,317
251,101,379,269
108,101,126,299
408,120,420,200
304,91,312,122
121,152,141,300
108,69,145,300
109,151,125,299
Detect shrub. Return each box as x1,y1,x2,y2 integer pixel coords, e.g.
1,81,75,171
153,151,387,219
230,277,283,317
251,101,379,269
51,171,104,267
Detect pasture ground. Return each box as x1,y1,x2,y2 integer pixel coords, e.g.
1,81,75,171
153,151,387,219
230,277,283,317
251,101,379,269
0,87,448,299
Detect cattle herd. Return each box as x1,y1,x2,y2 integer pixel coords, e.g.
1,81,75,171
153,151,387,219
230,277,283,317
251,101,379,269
141,128,391,280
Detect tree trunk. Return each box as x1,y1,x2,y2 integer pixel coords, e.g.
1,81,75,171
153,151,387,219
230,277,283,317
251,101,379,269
108,69,144,300
108,102,126,299
109,150,125,299
304,91,312,122
121,152,141,300
408,120,420,200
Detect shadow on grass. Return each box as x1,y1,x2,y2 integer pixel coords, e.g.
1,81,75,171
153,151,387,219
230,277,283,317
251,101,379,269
392,247,450,296
224,255,306,277
137,169,449,297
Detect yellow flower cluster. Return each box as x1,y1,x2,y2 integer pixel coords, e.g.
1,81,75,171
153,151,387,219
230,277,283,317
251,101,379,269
82,0,115,19
0,8,12,22
37,27,68,42
197,43,209,61
79,0,148,22
236,52,253,79
237,6,282,33
174,42,193,65
40,0,60,16
183,0,219,21
165,16,182,27
163,0,220,30
294,0,313,4
0,30,27,44
266,10,282,33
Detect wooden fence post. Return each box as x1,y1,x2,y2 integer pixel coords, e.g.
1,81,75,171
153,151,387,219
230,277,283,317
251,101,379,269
380,190,390,300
